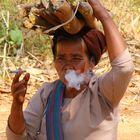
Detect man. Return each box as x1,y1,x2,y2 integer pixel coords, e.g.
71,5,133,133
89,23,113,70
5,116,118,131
6,0,134,139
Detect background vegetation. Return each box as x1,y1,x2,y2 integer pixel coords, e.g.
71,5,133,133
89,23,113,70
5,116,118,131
0,0,140,78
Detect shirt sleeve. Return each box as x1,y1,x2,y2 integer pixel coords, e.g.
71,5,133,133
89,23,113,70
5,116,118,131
98,48,134,106
6,82,53,140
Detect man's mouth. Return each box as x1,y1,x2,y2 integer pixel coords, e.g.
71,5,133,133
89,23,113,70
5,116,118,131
64,69,93,90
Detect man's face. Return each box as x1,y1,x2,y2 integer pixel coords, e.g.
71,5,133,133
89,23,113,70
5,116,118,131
54,39,94,84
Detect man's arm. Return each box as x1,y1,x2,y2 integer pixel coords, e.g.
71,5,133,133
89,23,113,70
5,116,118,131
8,71,30,134
88,0,125,62
88,0,134,106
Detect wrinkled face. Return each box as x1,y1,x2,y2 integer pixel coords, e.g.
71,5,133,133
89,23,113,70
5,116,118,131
54,39,94,84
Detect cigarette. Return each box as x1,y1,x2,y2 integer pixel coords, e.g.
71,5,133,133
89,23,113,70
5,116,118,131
9,70,26,73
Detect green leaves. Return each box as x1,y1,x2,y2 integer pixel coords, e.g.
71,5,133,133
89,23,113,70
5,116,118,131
9,27,23,46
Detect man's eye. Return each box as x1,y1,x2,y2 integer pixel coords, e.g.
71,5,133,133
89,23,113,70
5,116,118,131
56,56,64,60
73,57,83,60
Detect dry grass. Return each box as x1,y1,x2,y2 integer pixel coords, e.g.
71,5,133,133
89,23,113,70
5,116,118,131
0,0,140,77
102,0,140,39
0,0,139,76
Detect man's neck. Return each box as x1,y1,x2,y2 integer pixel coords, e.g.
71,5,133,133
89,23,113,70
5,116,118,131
64,85,86,98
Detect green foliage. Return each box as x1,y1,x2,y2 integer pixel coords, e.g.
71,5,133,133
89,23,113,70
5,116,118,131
0,22,6,38
24,30,52,57
9,26,23,47
0,0,139,57
0,0,53,57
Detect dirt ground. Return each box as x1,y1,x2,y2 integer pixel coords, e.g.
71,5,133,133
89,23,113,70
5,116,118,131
0,73,140,140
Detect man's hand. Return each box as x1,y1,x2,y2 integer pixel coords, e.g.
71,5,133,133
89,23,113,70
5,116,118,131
89,0,126,62
88,0,110,21
11,70,30,105
8,70,30,134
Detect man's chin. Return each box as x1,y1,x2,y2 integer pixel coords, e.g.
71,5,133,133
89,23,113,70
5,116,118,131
59,78,67,85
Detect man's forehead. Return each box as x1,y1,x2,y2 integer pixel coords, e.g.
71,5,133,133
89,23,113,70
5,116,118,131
57,51,83,56
57,39,86,50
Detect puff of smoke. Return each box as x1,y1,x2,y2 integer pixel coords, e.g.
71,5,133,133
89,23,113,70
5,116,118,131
65,69,93,90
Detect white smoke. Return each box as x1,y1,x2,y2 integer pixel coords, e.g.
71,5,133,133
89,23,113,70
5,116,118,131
65,69,93,90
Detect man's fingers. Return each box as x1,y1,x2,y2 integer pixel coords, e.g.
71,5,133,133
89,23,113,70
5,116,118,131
12,80,26,92
12,70,23,84
23,73,30,85
11,70,30,104
88,0,102,9
14,87,27,95
88,0,96,6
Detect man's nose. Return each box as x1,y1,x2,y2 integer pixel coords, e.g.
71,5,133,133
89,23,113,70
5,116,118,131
63,65,74,71
63,60,74,71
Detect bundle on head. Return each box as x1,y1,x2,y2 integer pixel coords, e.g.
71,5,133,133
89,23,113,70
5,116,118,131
18,0,96,35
